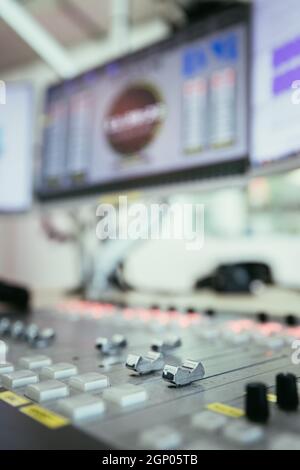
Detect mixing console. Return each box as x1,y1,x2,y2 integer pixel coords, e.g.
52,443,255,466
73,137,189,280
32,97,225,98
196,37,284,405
0,301,300,450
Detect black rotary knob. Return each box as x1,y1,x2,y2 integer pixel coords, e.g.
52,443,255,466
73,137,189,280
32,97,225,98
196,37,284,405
256,312,269,323
205,308,216,317
245,382,269,423
285,315,298,327
276,373,299,411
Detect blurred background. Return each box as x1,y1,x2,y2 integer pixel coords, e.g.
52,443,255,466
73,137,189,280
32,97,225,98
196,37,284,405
0,0,299,310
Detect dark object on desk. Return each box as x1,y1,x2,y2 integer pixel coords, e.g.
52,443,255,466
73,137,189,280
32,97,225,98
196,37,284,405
0,280,31,311
108,262,133,292
194,262,274,294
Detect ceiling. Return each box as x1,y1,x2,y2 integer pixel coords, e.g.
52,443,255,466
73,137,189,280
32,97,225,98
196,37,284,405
0,0,247,73
0,0,180,72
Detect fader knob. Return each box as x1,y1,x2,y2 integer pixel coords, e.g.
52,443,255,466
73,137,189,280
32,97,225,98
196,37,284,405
0,318,11,336
245,382,269,424
11,321,25,339
276,373,299,411
25,324,39,342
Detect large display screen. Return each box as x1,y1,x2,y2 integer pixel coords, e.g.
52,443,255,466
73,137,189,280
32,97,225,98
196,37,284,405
252,0,300,166
0,83,33,212
39,7,249,199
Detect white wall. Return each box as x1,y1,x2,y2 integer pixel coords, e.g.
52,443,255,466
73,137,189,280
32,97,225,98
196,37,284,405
0,211,80,289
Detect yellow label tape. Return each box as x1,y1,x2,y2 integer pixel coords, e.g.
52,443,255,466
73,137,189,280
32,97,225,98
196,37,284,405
0,391,30,407
267,394,277,403
99,191,142,206
206,402,245,418
20,405,70,429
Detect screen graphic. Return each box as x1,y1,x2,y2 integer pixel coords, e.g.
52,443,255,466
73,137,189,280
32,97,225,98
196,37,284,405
104,84,166,156
39,10,248,199
252,0,300,166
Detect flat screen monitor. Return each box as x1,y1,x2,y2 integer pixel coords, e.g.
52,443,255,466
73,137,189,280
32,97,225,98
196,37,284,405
38,6,249,201
0,83,33,212
252,0,300,168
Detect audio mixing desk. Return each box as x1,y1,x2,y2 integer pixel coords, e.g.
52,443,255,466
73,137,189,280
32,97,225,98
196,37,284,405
0,301,300,450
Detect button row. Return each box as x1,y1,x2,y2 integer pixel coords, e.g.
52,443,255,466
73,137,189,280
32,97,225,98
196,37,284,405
1,366,110,391
0,361,149,422
25,373,110,403
139,412,265,450
55,384,148,422
140,417,264,449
